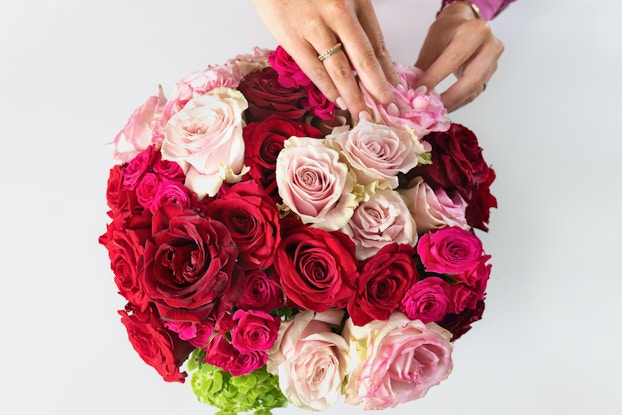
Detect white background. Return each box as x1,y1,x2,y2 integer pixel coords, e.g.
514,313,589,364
1,0,621,414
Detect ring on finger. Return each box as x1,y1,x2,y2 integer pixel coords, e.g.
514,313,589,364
318,42,343,62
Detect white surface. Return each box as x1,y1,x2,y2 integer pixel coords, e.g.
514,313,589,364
1,0,621,414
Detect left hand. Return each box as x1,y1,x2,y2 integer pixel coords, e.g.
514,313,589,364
414,2,505,112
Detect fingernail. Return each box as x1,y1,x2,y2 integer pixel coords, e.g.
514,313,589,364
414,85,428,94
387,103,399,116
336,97,347,111
358,111,371,121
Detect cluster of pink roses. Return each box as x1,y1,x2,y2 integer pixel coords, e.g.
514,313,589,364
100,45,496,412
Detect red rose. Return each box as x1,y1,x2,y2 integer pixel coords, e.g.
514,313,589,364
237,268,285,313
238,67,310,122
347,243,419,326
243,114,322,200
410,123,497,231
119,305,194,383
140,203,239,323
204,180,281,271
439,298,485,342
104,164,142,217
274,217,358,312
100,213,152,311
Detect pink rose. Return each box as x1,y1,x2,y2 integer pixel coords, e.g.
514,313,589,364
231,309,280,352
341,188,417,260
161,87,248,198
362,63,449,137
343,312,453,410
417,226,484,275
111,86,166,163
399,176,469,234
328,119,422,188
225,46,272,78
203,333,268,376
400,276,453,324
163,320,215,349
267,310,349,411
153,65,241,141
276,136,357,231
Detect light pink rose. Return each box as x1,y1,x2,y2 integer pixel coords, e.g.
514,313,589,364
111,85,166,163
267,309,349,411
343,312,453,410
327,119,423,189
276,136,357,231
225,46,272,78
361,63,449,137
161,87,248,198
153,65,241,142
399,176,470,234
341,188,417,260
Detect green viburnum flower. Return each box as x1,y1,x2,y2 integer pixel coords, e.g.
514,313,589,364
188,349,288,415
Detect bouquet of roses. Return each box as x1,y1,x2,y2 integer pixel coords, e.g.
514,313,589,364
99,45,497,415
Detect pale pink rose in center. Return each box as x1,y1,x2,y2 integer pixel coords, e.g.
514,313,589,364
327,119,423,189
399,176,470,234
161,87,248,198
340,188,417,260
276,136,357,231
267,309,349,411
343,312,453,410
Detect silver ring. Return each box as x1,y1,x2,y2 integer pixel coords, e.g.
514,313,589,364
318,42,343,62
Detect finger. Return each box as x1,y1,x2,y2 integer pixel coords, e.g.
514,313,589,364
355,1,399,87
415,21,489,92
440,39,503,112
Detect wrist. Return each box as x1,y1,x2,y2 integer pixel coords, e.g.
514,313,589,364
440,1,483,20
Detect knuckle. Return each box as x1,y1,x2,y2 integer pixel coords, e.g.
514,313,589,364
357,49,381,72
331,64,355,81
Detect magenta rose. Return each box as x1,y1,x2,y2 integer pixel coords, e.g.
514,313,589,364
274,217,358,312
99,213,152,311
122,145,157,191
119,305,194,383
268,45,312,88
231,309,280,352
243,114,322,200
237,268,285,313
347,243,419,326
140,203,240,323
417,226,484,276
400,276,453,324
238,66,310,122
164,320,215,349
203,180,280,271
149,180,195,213
303,84,336,120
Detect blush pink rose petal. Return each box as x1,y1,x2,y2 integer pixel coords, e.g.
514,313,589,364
161,87,249,198
343,312,453,410
111,85,166,163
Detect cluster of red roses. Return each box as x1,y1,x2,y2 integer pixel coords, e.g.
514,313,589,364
99,45,496,392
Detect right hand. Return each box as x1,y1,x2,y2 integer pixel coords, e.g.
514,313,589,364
251,0,398,119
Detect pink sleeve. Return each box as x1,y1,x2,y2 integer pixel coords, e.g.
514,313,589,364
439,0,516,21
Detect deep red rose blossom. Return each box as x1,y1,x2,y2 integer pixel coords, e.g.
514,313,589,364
238,67,310,122
119,305,194,383
140,203,239,323
274,217,358,312
347,243,419,326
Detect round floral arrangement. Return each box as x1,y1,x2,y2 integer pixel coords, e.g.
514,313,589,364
99,45,497,414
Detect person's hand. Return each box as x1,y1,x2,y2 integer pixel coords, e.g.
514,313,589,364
414,2,505,112
251,0,398,119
